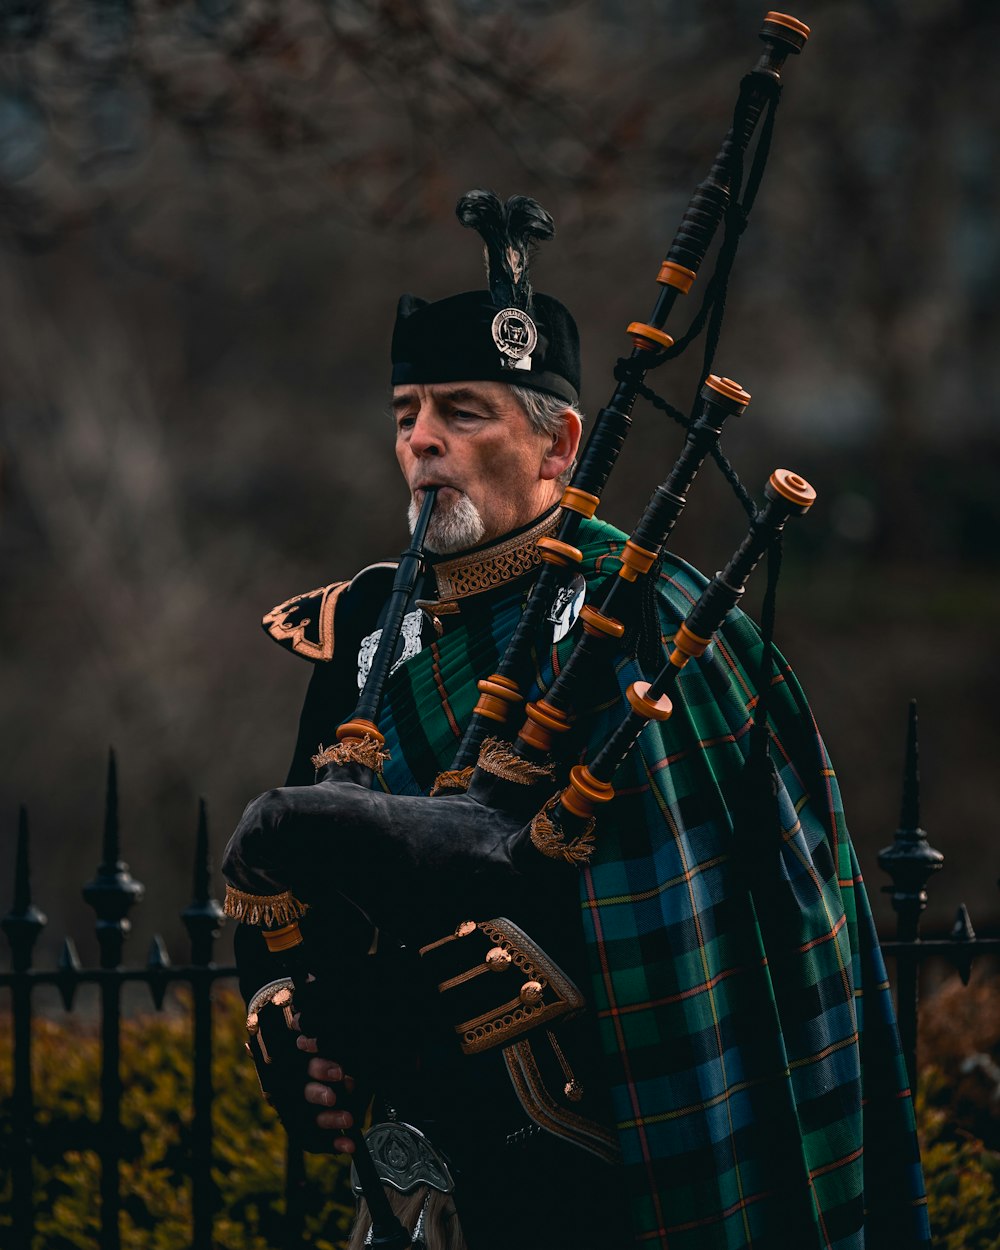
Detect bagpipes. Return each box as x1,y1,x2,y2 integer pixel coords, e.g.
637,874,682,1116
223,12,813,1249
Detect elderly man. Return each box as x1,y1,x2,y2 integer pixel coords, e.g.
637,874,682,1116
232,191,930,1250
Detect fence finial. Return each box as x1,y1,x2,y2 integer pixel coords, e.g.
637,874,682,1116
878,699,944,939
899,698,920,833
950,904,977,986
193,797,211,903
147,935,172,1010
83,748,145,969
878,700,947,1090
57,937,82,1011
102,747,120,871
182,798,225,966
2,806,48,973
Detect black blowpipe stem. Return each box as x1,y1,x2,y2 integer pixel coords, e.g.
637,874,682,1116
348,487,437,729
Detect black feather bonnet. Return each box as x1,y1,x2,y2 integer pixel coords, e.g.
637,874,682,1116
390,190,580,405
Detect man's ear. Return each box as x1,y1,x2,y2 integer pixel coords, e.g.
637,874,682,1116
539,407,582,482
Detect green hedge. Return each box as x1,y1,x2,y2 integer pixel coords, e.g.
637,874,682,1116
0,990,354,1249
916,970,1000,1250
917,1067,1000,1250
2,987,1000,1247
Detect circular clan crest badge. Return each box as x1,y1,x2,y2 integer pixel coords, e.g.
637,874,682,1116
491,307,538,369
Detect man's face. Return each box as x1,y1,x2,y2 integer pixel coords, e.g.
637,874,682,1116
392,381,579,554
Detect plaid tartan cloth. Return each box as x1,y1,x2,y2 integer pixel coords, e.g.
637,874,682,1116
376,516,930,1250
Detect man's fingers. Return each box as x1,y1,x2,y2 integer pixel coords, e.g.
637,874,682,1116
296,1035,319,1054
316,1109,354,1132
334,1137,355,1154
304,1081,341,1107
306,1057,343,1082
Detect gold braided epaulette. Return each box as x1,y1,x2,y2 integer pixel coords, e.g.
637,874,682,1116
261,561,399,662
262,581,349,662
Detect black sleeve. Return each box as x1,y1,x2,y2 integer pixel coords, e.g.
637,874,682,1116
233,570,397,1145
282,565,401,784
234,923,344,1153
284,657,359,785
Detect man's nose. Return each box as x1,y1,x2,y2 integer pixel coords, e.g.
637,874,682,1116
408,410,445,457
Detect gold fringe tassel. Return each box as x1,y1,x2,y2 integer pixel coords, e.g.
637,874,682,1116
476,738,555,787
430,766,475,796
311,735,391,773
223,885,309,927
529,796,596,865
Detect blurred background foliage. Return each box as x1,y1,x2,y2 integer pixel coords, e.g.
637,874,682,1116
1,0,998,970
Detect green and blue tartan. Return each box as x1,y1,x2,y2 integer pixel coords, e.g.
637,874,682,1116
376,516,930,1250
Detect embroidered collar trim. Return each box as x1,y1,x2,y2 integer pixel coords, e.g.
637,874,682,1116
427,511,560,604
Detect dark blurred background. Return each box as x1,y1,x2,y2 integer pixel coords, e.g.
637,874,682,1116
2,0,998,972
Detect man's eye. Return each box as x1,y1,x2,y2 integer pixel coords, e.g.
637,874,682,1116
454,410,483,421
396,416,416,431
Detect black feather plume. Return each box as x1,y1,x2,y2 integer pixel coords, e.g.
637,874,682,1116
455,189,555,312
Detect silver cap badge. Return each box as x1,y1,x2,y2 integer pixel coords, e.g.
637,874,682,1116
491,307,537,371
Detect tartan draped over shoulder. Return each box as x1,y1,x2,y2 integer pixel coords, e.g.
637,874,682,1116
375,516,930,1250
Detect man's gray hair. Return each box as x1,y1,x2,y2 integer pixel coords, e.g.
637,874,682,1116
508,383,584,484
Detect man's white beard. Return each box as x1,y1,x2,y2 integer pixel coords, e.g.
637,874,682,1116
408,491,486,554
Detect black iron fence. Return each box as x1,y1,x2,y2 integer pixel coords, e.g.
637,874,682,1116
0,752,249,1250
876,702,1000,1087
2,705,998,1250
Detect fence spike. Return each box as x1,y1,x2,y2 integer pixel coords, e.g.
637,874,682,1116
102,747,120,871
82,749,145,970
193,797,211,904
181,798,225,967
57,936,82,1011
950,904,977,986
878,699,944,939
13,804,31,913
878,700,947,1092
899,698,920,832
147,934,172,968
147,935,172,1010
2,806,48,974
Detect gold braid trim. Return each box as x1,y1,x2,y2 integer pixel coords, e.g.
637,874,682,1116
429,512,559,603
223,886,309,927
311,736,390,773
430,766,475,796
529,795,596,865
476,738,556,787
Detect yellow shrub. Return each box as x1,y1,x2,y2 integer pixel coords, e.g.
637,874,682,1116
917,1065,1000,1250
0,990,354,1249
5,989,1000,1248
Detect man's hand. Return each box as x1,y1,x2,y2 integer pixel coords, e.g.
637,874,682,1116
297,1033,356,1154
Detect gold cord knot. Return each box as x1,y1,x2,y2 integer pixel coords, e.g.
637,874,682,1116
311,735,390,773
529,795,596,865
430,766,475,796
